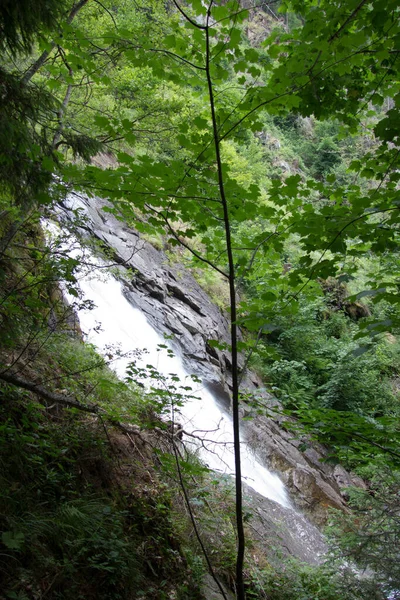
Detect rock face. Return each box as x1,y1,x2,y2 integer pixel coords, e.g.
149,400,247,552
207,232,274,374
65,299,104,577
60,193,363,528
201,574,235,600
243,483,327,565
244,413,366,525
62,193,234,387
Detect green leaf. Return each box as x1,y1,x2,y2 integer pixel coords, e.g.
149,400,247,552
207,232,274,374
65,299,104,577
352,346,369,357
2,531,25,551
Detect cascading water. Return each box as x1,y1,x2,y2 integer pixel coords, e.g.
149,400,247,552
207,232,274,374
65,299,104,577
50,201,290,507
49,190,294,507
45,197,341,566
70,254,291,507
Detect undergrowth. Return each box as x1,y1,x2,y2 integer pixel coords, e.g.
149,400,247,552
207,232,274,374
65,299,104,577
0,385,204,600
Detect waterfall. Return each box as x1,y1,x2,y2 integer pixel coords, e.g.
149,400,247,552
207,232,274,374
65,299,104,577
72,256,291,507
49,197,291,508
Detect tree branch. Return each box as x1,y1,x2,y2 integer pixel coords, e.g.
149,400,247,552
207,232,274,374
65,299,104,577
0,371,101,413
22,0,90,84
145,203,229,279
0,371,144,440
328,0,369,43
172,0,206,30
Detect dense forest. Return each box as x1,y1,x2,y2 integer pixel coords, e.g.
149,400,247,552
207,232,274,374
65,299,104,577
1,1,400,599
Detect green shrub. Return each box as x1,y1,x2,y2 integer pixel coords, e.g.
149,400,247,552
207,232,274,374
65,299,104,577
327,466,400,597
2,499,141,599
266,359,315,408
246,559,385,600
253,298,400,417
43,335,147,421
317,351,397,414
0,389,141,599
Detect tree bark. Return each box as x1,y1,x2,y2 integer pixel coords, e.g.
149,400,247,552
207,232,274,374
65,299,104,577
52,79,73,148
22,0,89,84
204,9,245,600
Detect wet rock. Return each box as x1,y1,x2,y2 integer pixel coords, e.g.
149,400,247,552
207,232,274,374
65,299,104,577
166,282,205,315
201,574,235,600
243,408,356,525
243,483,327,565
333,464,367,498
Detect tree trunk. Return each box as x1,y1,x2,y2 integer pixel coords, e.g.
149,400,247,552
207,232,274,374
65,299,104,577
22,0,89,84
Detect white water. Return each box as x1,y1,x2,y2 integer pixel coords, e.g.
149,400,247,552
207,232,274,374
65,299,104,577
51,220,291,507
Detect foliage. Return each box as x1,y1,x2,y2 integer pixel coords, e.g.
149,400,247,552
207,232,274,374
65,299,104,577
253,297,400,419
327,465,400,598
0,384,205,600
0,0,68,55
246,558,385,600
45,335,147,419
0,388,139,599
0,68,55,209
317,348,396,413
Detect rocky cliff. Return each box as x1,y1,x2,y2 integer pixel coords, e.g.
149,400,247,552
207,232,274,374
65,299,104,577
59,193,363,533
